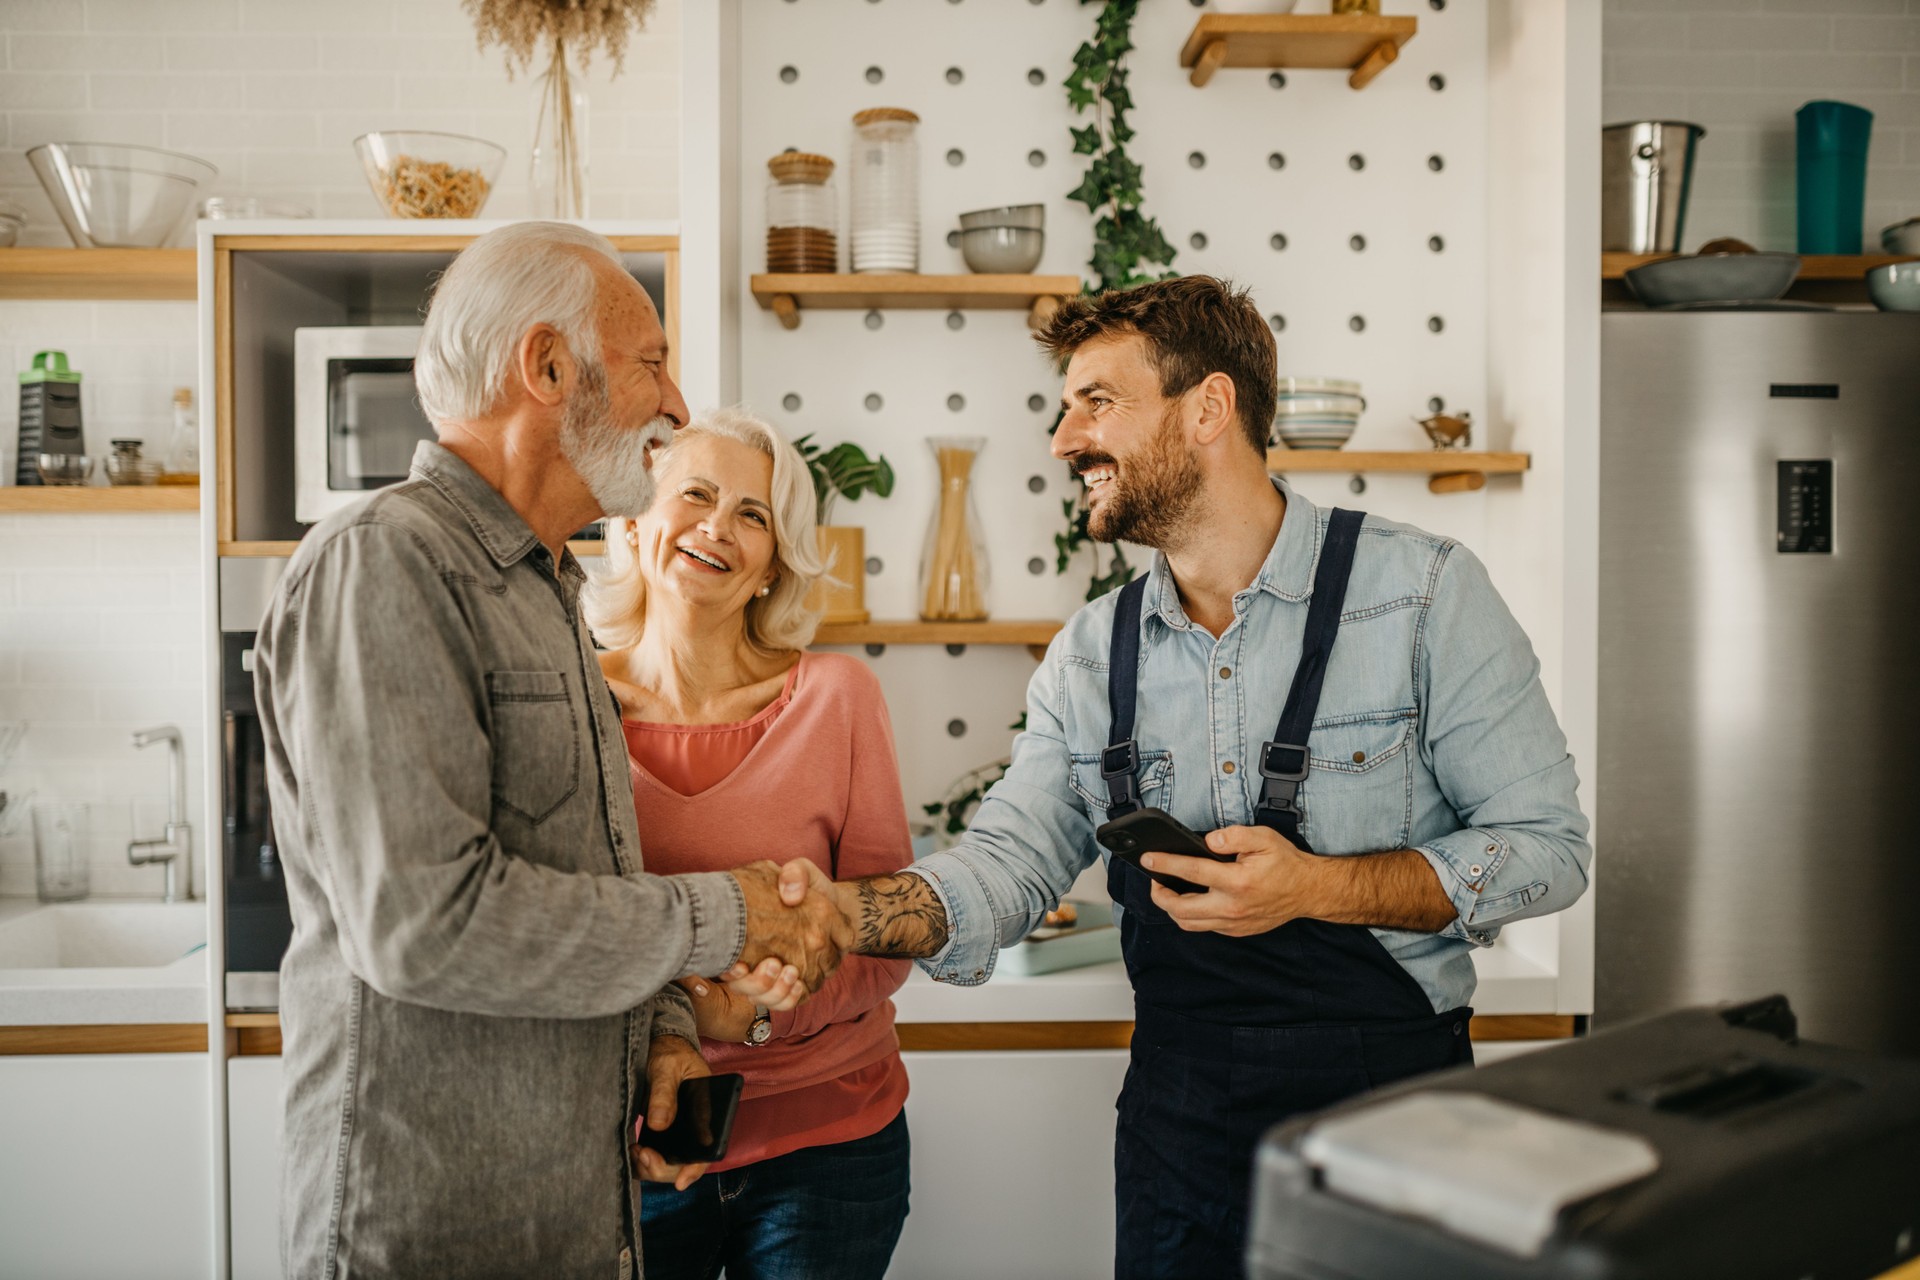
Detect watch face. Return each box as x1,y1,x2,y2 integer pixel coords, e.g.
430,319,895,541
749,1014,772,1044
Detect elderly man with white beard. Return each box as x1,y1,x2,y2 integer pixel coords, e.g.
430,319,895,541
252,222,851,1280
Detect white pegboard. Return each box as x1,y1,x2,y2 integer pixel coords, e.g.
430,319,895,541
733,0,1498,809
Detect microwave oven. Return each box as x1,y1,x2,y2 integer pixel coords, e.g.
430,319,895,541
293,325,436,523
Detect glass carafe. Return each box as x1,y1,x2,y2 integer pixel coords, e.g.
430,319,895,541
919,436,990,621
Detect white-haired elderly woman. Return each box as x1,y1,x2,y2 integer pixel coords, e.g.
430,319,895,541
585,406,914,1280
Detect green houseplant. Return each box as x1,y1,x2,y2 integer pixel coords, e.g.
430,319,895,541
795,434,894,625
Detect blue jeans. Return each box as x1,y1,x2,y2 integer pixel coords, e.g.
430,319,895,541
638,1109,911,1280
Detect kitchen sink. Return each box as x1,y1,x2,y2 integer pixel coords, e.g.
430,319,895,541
0,902,206,970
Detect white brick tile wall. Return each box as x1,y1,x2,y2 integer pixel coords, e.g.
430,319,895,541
1605,0,1920,250
1,0,683,900
0,0,682,239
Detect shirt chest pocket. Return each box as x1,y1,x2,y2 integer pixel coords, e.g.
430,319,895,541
1299,711,1415,855
1068,749,1173,820
486,670,581,826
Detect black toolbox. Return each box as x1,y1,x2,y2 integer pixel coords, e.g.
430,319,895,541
1248,997,1920,1280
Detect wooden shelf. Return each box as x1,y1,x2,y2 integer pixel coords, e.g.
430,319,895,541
1267,449,1529,495
218,537,606,559
815,619,1062,660
750,273,1081,332
0,247,197,300
1602,252,1917,280
0,484,197,512
1179,14,1418,90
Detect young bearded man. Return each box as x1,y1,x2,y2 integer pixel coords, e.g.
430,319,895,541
776,275,1592,1276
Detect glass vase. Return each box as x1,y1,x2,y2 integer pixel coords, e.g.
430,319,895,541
530,42,590,220
919,436,990,621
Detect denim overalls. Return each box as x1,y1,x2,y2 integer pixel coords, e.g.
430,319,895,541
1101,509,1474,1277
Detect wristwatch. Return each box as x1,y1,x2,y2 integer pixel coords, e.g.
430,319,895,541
746,1006,773,1046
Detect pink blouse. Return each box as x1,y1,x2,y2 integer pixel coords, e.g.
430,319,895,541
620,651,913,1172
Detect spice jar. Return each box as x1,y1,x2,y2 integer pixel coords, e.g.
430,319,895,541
765,152,839,274
849,107,920,274
919,436,990,621
105,438,161,486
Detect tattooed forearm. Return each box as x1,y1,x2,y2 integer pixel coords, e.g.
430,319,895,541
845,873,952,959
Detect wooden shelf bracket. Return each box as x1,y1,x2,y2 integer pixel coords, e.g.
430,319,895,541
1348,39,1399,90
1189,38,1230,88
769,292,800,330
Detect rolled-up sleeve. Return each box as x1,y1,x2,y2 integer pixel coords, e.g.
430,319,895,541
1411,543,1592,946
906,635,1102,985
260,521,744,1018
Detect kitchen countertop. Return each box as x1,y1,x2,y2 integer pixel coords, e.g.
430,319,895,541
0,898,1569,1033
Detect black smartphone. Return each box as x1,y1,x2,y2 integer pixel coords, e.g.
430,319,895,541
641,1072,744,1166
1095,806,1232,895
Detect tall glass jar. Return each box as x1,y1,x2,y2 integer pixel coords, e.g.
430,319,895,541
919,436,990,621
765,152,838,274
849,107,920,274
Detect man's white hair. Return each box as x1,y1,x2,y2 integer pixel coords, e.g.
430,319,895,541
414,221,625,426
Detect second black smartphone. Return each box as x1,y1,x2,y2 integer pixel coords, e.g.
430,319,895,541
1095,806,1233,895
641,1072,745,1166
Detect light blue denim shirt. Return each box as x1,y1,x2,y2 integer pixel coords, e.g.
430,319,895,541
907,479,1592,1015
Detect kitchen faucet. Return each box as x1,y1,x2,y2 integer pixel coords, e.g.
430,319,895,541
128,725,193,902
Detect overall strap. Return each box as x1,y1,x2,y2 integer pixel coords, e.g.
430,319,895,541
1102,574,1153,818
1255,508,1368,837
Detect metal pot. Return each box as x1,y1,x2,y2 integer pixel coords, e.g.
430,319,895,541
1602,121,1706,254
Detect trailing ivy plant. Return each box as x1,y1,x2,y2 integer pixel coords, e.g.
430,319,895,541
1052,0,1178,602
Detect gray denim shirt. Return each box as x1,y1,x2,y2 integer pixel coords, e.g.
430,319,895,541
255,442,747,1280
909,479,1591,1014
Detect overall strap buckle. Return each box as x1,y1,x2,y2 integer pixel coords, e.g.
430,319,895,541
1255,740,1311,818
1101,740,1143,814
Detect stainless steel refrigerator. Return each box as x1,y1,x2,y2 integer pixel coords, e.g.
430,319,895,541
1597,311,1920,1057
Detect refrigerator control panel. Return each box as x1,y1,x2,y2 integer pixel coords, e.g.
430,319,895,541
1777,460,1832,554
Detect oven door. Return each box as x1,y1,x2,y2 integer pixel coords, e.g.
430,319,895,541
293,325,433,524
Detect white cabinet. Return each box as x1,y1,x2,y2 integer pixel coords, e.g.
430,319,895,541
219,1049,1128,1280
889,1049,1129,1280
227,1056,286,1280
0,1053,212,1280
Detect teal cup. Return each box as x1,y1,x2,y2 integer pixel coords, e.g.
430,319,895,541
1796,100,1873,255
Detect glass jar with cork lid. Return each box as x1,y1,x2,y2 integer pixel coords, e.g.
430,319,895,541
765,152,839,274
849,107,920,274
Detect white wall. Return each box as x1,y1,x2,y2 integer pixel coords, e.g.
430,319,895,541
1603,0,1920,252
0,0,682,238
0,0,683,900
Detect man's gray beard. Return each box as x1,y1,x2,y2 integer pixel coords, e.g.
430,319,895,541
559,362,670,518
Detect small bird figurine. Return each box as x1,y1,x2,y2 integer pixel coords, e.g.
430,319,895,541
1417,411,1472,450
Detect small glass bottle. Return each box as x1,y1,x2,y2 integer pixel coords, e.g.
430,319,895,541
105,438,160,486
919,436,990,621
765,152,839,274
849,107,920,274
162,386,198,482
33,800,91,904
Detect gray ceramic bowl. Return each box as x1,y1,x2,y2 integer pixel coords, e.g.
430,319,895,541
959,204,1044,231
1624,251,1800,307
1866,260,1920,312
1881,218,1920,255
960,225,1044,274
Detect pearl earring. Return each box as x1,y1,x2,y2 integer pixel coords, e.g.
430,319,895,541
756,586,772,598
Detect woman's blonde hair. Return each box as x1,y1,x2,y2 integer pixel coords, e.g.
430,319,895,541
583,406,825,655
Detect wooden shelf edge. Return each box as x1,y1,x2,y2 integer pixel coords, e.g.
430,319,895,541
0,246,197,301
814,620,1064,649
1267,450,1530,475
0,485,198,512
0,1022,211,1055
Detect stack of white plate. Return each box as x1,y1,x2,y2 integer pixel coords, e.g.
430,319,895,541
1273,377,1364,450
851,224,918,272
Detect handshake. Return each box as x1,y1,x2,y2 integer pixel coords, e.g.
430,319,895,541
720,859,857,1010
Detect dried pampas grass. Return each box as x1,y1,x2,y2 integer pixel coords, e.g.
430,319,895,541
462,0,659,76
